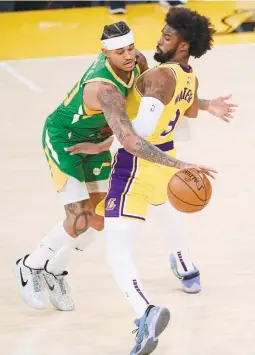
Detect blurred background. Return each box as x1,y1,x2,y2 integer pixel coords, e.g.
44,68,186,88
1,0,255,61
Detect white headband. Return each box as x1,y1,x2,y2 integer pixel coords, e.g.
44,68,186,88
101,30,134,50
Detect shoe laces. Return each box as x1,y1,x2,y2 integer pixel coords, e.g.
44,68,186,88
132,318,148,345
56,274,68,295
32,270,43,292
132,319,140,339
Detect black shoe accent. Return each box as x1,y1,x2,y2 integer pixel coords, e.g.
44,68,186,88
19,267,28,287
16,257,22,266
44,260,68,278
23,255,43,272
44,276,55,291
145,304,155,317
43,260,69,292
182,270,200,281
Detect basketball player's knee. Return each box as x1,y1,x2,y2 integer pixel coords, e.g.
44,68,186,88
64,199,94,237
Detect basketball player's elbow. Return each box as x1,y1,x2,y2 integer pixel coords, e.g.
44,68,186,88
185,106,198,118
121,134,140,154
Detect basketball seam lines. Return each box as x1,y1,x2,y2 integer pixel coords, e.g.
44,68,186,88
192,169,207,202
175,174,207,203
167,186,204,207
192,170,211,206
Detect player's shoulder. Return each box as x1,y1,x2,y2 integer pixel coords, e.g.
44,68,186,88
85,80,118,95
135,50,149,74
142,66,176,85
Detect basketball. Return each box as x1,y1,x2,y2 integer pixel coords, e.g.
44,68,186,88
167,168,212,213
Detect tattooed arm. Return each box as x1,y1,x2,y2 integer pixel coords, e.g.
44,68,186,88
198,99,210,111
96,78,216,177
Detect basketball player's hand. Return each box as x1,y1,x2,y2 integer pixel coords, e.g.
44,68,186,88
208,94,238,122
181,164,217,179
65,136,114,155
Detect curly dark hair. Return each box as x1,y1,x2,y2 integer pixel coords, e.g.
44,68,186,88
166,8,215,58
101,21,131,40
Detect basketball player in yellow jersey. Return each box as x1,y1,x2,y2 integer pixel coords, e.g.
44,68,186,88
102,8,219,355
66,9,237,355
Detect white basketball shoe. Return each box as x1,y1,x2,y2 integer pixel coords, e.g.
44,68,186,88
43,260,74,311
13,255,45,310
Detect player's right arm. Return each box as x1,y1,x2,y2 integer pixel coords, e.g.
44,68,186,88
83,80,216,177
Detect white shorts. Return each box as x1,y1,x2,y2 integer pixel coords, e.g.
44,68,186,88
59,176,109,206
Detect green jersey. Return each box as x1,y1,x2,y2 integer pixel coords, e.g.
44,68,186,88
42,53,140,191
45,53,140,144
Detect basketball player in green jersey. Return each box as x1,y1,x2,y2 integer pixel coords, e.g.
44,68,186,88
14,20,231,312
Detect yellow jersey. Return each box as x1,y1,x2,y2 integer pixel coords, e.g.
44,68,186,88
126,62,196,145
96,63,197,220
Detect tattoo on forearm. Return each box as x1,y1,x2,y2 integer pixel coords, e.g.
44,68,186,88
65,200,92,236
134,140,182,169
97,83,134,144
198,99,210,111
97,83,184,169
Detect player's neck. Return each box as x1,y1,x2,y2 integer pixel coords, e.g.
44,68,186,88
166,58,189,69
107,61,132,84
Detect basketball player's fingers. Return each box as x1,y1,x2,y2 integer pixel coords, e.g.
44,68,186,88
70,150,79,155
64,146,76,152
194,165,217,173
200,170,216,179
220,94,232,101
228,108,236,113
225,113,234,119
221,117,230,123
228,103,238,108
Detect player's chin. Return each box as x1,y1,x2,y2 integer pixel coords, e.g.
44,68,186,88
122,62,135,72
153,52,163,62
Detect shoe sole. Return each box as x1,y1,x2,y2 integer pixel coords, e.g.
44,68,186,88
49,295,75,311
183,285,201,294
135,307,170,355
154,307,171,339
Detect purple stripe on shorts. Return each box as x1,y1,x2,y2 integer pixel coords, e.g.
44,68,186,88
105,151,134,218
133,279,149,305
120,156,145,221
118,140,174,154
105,140,174,220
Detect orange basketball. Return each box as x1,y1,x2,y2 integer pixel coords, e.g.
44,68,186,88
167,168,212,213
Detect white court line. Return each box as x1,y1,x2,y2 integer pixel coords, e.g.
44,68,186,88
0,62,43,93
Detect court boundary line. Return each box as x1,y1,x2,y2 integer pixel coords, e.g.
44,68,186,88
0,62,43,93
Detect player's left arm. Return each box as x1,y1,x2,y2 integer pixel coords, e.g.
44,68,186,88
184,78,199,118
198,94,237,122
135,50,149,74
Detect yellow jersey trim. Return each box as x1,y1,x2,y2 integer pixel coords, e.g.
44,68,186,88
105,60,135,88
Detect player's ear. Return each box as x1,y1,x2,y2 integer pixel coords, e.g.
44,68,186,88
102,48,108,58
179,42,189,53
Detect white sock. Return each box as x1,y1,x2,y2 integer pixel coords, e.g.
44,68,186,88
46,228,96,274
105,218,149,318
149,203,195,275
26,221,74,269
